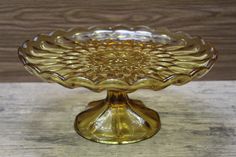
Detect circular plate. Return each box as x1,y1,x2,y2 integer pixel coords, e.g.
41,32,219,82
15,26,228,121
18,25,217,92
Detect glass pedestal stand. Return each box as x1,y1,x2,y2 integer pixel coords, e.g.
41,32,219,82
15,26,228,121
18,25,217,144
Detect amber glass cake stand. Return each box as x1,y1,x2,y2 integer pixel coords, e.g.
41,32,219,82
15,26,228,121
18,25,217,144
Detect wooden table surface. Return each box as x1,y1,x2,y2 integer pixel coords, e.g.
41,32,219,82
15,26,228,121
0,0,236,82
0,81,235,157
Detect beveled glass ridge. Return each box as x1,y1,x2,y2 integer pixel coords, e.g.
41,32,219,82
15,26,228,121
18,25,217,92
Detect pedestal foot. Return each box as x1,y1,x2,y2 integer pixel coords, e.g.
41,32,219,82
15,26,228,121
74,91,161,144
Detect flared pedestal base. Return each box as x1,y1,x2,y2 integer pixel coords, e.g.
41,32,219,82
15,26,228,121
74,91,161,144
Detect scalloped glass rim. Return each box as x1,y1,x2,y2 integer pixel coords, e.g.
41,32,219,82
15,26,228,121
18,25,217,92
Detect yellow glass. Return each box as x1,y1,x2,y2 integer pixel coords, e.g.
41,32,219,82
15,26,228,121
18,25,217,144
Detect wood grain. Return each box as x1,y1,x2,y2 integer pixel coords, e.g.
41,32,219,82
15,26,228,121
0,0,236,82
0,81,235,157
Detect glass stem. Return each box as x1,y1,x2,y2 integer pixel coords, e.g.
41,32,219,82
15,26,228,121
106,90,129,106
